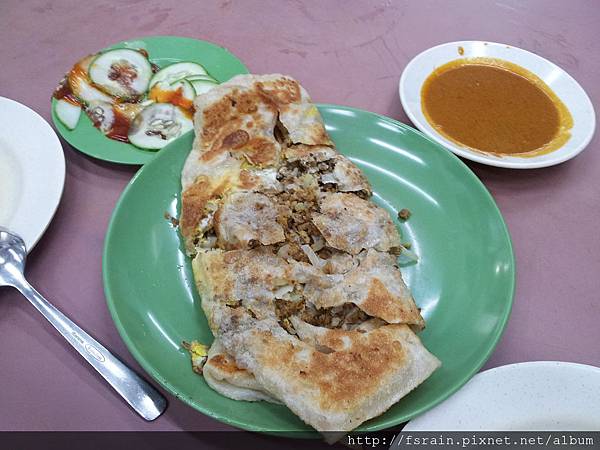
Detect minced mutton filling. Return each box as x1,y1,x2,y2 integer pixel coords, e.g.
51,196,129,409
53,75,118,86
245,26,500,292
187,117,387,333
275,298,370,334
267,151,383,332
274,168,322,263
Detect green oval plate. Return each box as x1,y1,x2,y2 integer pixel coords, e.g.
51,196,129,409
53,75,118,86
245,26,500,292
51,35,248,165
103,105,515,433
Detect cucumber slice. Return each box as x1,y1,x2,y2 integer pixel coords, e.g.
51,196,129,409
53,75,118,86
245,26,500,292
190,79,218,95
71,77,113,104
128,103,193,150
183,74,218,83
85,101,115,133
173,78,195,101
88,48,152,100
54,99,81,130
151,79,195,104
149,62,208,87
69,56,114,105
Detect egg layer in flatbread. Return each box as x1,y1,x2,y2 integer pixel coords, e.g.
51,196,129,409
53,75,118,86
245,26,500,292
181,74,439,432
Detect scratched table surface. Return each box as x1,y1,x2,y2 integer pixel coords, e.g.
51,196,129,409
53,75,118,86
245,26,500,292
1,0,599,439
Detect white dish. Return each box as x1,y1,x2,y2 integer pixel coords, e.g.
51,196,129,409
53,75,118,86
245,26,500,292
0,97,65,252
403,361,600,431
399,41,596,169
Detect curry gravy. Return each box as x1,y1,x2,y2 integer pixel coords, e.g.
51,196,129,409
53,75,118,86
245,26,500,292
421,58,572,157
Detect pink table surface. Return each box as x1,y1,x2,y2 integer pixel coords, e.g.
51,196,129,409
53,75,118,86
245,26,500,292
1,0,599,434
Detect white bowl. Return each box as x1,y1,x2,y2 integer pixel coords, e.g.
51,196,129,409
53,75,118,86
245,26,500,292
402,361,600,431
0,97,65,251
399,41,595,169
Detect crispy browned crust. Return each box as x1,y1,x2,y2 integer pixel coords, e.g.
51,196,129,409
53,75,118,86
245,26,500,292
363,279,422,325
212,192,285,250
285,252,424,327
237,170,258,190
199,89,279,165
258,325,407,410
207,353,248,375
312,192,401,255
180,175,233,250
180,176,212,242
212,308,440,430
256,78,301,104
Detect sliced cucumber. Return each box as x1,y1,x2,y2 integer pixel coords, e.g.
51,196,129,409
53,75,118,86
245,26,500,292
149,62,208,87
150,79,195,104
185,74,216,80
190,78,218,95
171,78,195,101
128,103,193,150
69,57,113,105
88,48,152,100
85,100,115,133
54,99,81,130
113,100,151,122
180,74,218,84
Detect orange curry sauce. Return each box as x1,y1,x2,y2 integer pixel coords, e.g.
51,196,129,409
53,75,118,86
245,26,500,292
421,58,573,157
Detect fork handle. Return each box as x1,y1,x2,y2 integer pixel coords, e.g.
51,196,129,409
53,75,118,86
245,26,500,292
12,277,167,421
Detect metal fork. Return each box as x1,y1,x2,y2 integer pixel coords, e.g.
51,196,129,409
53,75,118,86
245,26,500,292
0,226,167,420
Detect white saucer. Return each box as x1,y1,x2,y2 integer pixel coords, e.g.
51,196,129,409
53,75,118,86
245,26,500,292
399,41,596,169
403,361,600,431
0,97,65,252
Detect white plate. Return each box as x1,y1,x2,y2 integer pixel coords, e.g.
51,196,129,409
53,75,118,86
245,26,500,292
403,361,600,431
399,41,596,169
0,97,65,252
